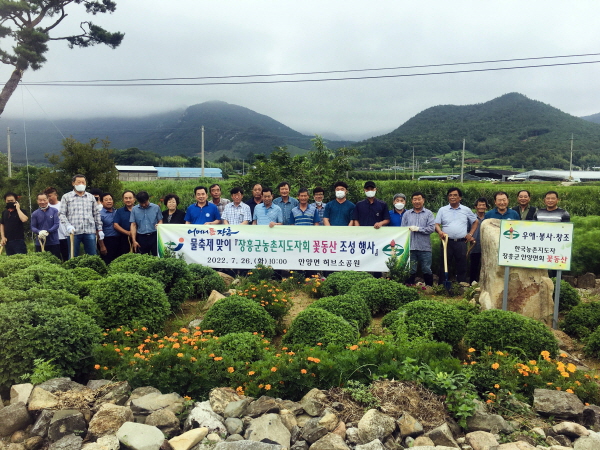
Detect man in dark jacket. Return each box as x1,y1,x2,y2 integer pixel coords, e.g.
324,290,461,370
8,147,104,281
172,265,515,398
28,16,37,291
512,190,537,220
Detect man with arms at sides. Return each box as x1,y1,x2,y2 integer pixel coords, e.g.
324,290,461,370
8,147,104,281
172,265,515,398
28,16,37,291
323,181,355,226
223,187,252,225
31,192,60,259
470,197,489,284
45,187,69,261
97,193,120,264
162,194,186,224
389,193,407,226
273,181,299,225
113,190,136,256
290,188,320,226
130,191,163,256
401,192,435,286
185,186,222,225
484,191,521,220
533,191,570,222
312,187,326,225
513,189,537,220
209,183,230,215
245,183,263,219
59,174,103,258
252,187,283,227
352,181,390,228
434,187,478,283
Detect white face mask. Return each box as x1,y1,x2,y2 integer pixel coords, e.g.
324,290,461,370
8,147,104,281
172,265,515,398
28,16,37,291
315,201,323,206
74,184,86,192
365,190,376,198
394,202,405,210
335,191,346,199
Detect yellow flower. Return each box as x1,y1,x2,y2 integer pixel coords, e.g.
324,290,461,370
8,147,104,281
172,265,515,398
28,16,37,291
529,360,537,366
214,356,223,361
491,363,500,370
561,371,570,378
94,364,100,370
349,345,359,351
227,367,235,373
494,384,500,389
271,367,277,372
248,371,255,376
177,353,184,357
567,363,577,373
566,389,574,394
172,343,180,349
468,348,476,353
541,350,550,358
560,352,568,358
301,369,307,374
265,384,271,390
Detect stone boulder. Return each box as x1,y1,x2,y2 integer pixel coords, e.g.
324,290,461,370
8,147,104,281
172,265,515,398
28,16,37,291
87,403,134,441
37,377,85,393
116,422,166,450
209,387,242,415
245,396,280,417
533,389,585,420
145,408,181,437
10,383,34,405
49,434,83,450
466,431,499,450
48,410,87,443
28,386,59,411
245,413,291,446
168,428,208,450
424,423,459,448
577,273,596,289
357,409,396,444
310,432,350,450
299,389,327,417
130,392,184,417
184,401,227,434
0,402,31,437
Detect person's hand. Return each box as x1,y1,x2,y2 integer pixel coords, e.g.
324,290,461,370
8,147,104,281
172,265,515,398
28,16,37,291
14,201,20,210
67,225,75,234
98,231,105,240
269,222,276,228
1,237,6,246
373,222,382,229
438,231,447,240
38,230,49,238
466,234,475,243
408,226,419,232
132,241,141,251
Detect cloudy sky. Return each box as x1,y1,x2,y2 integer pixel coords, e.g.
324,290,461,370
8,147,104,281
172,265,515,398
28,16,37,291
1,0,599,140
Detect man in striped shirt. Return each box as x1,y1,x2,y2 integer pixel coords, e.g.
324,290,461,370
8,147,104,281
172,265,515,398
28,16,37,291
290,188,320,226
401,191,435,286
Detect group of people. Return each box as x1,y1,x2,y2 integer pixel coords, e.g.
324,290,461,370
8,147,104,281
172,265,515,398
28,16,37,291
0,176,570,284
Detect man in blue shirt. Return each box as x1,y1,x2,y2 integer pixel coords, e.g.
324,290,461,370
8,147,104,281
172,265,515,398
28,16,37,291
31,192,60,259
273,181,298,225
389,193,407,226
484,191,521,221
253,187,283,227
290,188,320,226
312,187,326,225
113,190,136,257
184,186,222,225
323,181,355,226
352,181,390,228
130,191,163,256
98,193,120,264
434,187,479,283
401,192,435,286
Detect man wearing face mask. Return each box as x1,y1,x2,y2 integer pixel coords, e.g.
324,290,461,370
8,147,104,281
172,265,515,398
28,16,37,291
0,192,29,255
31,192,61,259
323,181,355,226
389,193,407,226
59,174,103,258
352,181,390,228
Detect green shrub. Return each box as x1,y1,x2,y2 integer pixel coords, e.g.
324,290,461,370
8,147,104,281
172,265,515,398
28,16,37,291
70,268,104,297
63,254,107,275
381,309,403,330
237,283,292,323
307,294,371,331
206,332,267,362
23,288,104,324
0,253,59,278
584,326,600,357
399,300,467,347
86,273,171,332
246,264,275,283
319,271,374,297
561,301,600,339
445,298,481,324
0,301,101,387
552,279,581,312
465,309,559,359
0,286,29,303
282,308,359,347
4,264,80,295
108,253,155,275
201,295,276,337
189,264,227,299
349,278,420,314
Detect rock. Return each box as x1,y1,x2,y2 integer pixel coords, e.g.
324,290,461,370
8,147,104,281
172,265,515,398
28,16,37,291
226,418,244,435
318,409,339,432
48,410,87,442
552,421,590,438
0,402,31,437
23,435,44,450
573,432,600,450
397,413,423,437
357,409,396,444
424,423,459,448
301,417,328,444
168,428,209,450
309,432,350,450
497,443,533,450
583,405,600,431
226,435,245,442
224,398,253,418
465,431,499,450
355,439,385,450
217,272,234,286
27,387,59,411
184,401,227,434
412,436,435,447
146,408,181,437
95,381,131,407
87,434,120,450
553,435,572,447
533,388,585,419
296,414,313,427
205,290,226,309
278,400,304,415
87,380,112,390
116,422,166,450
546,446,574,450
346,427,360,445
466,410,513,433
531,427,545,437
291,441,309,450
188,319,202,329
245,413,291,447
30,409,54,437
209,387,242,415
214,442,282,450
48,434,83,450
562,275,577,287
577,273,596,289
246,396,280,417
479,219,554,323
10,384,34,405
300,389,327,417
332,420,346,439
37,378,86,393
207,432,222,442
126,386,161,405
130,392,185,416
280,409,298,431
291,425,302,444
10,430,28,443
87,403,134,441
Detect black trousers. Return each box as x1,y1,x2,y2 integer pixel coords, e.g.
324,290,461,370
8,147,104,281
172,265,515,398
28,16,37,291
470,252,482,283
439,239,468,283
136,232,157,256
36,244,62,260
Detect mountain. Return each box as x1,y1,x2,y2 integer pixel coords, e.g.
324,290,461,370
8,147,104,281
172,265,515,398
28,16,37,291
359,93,600,169
0,101,353,163
582,112,600,124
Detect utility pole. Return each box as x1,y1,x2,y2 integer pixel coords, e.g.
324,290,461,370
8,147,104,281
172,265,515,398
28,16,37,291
394,159,397,180
7,127,12,178
242,159,245,176
412,147,415,180
569,134,574,180
460,138,465,183
201,125,205,178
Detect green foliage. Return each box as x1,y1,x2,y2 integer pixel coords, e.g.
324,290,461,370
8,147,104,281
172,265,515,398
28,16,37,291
561,301,600,339
386,253,410,284
571,216,600,275
399,300,467,347
246,264,275,284
381,309,403,330
583,326,600,358
63,254,108,275
0,253,60,278
108,253,156,275
349,278,420,314
206,332,267,363
236,283,292,324
4,264,80,295
319,271,374,297
343,380,380,409
86,273,171,332
0,301,101,388
24,287,103,323
553,279,581,312
188,264,227,299
201,295,276,337
465,309,559,360
307,294,371,331
282,308,358,347
21,359,62,385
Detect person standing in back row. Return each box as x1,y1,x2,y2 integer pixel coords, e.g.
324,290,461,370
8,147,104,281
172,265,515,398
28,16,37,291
45,187,69,261
323,181,354,226
113,190,136,256
130,191,163,256
352,181,390,228
513,190,537,220
273,181,298,225
533,191,570,222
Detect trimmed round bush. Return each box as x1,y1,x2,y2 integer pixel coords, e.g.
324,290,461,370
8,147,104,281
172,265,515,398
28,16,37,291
400,300,467,346
0,253,59,278
555,280,581,312
108,253,155,275
63,254,108,275
189,264,226,299
5,264,80,295
381,309,403,330
206,332,266,362
86,273,171,332
465,309,559,359
283,308,358,347
23,288,104,324
201,295,276,337
319,271,374,297
307,294,371,331
561,301,600,339
0,301,102,387
349,278,420,314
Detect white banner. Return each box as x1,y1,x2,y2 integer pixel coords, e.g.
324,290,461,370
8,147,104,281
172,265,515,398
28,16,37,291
157,224,410,272
498,220,574,271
